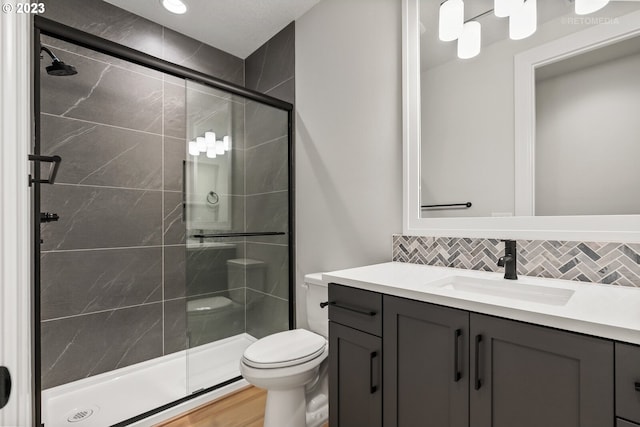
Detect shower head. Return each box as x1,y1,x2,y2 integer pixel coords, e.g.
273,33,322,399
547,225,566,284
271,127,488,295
41,46,78,76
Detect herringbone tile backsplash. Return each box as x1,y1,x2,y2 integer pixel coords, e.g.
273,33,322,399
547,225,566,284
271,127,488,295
392,235,640,287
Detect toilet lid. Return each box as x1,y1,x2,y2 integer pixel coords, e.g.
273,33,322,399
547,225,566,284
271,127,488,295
242,329,327,369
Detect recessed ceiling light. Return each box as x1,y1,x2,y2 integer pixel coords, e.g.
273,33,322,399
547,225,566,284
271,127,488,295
161,0,187,14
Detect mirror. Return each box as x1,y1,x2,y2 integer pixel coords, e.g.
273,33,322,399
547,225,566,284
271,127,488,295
419,0,640,219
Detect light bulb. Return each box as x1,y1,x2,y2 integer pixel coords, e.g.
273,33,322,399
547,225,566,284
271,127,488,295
575,0,609,15
196,137,207,152
458,21,481,59
161,0,187,14
188,141,199,156
206,147,217,159
205,131,216,149
216,140,225,155
510,0,537,40
439,0,464,42
495,0,516,17
223,135,231,152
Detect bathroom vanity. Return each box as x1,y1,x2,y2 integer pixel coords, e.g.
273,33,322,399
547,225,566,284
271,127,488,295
324,262,640,427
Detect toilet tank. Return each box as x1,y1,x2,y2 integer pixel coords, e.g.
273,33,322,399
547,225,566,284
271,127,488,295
304,273,328,338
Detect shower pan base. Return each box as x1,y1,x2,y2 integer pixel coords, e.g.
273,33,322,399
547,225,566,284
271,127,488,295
41,333,256,427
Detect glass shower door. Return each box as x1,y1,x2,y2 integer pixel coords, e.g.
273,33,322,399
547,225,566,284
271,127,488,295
184,80,291,393
37,36,190,426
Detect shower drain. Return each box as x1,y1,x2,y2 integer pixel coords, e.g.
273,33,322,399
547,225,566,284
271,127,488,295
66,408,94,423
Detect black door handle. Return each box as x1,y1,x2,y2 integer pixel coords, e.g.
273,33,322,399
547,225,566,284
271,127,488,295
28,154,62,185
453,329,462,382
319,301,376,316
0,366,11,410
474,334,483,390
635,382,640,392
369,351,379,394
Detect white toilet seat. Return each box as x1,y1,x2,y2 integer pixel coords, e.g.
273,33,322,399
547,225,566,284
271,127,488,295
242,329,327,369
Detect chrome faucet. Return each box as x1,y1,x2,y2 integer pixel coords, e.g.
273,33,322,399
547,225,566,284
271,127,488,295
497,240,518,280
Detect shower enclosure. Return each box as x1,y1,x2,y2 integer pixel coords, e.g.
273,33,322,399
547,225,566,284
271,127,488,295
33,17,293,427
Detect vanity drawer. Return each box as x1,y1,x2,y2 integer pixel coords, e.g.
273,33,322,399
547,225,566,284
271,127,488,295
616,343,640,423
618,419,640,427
328,283,382,336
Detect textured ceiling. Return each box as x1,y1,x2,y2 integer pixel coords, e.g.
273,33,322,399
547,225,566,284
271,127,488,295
103,0,321,58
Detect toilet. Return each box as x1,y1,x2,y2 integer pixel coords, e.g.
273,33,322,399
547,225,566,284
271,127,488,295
240,273,329,427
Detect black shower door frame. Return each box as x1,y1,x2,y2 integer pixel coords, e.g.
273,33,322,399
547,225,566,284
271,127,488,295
32,15,295,427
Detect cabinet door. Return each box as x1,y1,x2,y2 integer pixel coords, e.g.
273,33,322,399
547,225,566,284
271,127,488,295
470,313,613,427
329,321,382,427
383,296,469,427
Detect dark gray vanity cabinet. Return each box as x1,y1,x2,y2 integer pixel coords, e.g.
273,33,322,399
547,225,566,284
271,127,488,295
616,343,640,425
383,295,469,427
470,313,614,427
328,284,383,427
329,284,616,427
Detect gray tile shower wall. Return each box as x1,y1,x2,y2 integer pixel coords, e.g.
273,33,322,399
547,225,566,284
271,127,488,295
392,235,640,287
244,22,295,339
39,0,246,389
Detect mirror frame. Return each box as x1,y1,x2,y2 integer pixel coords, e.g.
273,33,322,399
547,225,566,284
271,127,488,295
402,0,640,242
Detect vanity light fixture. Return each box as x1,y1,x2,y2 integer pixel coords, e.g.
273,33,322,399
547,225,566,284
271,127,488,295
458,21,482,59
439,0,465,41
205,131,216,149
161,0,187,14
509,0,537,40
494,0,517,17
188,140,199,156
196,136,207,153
215,140,225,155
189,132,232,158
575,0,609,15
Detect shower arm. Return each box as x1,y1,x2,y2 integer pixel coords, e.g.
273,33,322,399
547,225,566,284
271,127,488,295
40,46,60,62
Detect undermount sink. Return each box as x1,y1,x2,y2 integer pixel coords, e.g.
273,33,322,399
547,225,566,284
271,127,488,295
431,275,575,306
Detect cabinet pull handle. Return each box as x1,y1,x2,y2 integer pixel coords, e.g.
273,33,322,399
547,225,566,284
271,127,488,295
320,301,376,317
453,328,462,382
369,351,378,394
635,382,640,392
474,334,483,390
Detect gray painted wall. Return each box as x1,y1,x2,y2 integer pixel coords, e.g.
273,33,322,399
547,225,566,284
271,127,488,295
536,52,640,216
295,0,403,327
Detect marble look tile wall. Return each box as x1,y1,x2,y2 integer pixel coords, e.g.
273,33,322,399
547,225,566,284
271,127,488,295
39,0,246,389
39,0,295,388
392,235,640,287
244,23,295,339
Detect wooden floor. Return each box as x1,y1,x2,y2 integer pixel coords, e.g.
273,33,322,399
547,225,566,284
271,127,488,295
156,386,329,427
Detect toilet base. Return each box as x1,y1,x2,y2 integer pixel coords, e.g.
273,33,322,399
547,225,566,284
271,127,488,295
263,387,306,427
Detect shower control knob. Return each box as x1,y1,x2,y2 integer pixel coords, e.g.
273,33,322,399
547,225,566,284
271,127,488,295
40,212,59,223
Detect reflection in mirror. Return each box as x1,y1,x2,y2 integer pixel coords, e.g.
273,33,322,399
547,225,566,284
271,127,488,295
419,0,640,218
535,36,640,216
186,81,239,232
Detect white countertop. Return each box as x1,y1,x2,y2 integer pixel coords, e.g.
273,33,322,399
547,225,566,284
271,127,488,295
323,262,640,345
